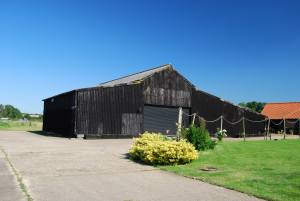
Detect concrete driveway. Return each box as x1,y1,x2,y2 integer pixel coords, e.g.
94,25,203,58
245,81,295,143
0,131,262,201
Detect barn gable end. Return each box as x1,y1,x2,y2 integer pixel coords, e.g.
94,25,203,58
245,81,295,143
143,67,193,108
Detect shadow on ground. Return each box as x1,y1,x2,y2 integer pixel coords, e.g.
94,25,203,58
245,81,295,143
121,153,158,168
28,131,67,138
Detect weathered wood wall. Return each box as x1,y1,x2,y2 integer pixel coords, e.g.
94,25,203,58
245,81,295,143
192,89,266,137
143,69,193,108
244,109,266,136
43,67,267,138
43,91,76,137
191,89,223,134
75,85,143,138
191,90,223,120
222,100,244,137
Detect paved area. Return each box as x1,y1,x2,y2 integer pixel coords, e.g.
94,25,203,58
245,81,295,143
0,131,263,201
0,150,25,201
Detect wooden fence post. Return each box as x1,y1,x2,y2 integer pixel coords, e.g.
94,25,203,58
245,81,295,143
243,117,246,141
264,118,267,140
192,113,196,126
283,119,286,140
220,115,223,132
267,119,271,140
176,107,183,140
298,119,300,139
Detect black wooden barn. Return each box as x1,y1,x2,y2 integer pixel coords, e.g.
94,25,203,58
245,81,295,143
43,64,266,138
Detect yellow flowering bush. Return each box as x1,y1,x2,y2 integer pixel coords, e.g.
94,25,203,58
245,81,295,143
129,132,198,165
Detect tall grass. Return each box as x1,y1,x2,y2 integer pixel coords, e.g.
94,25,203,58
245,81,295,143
0,120,42,131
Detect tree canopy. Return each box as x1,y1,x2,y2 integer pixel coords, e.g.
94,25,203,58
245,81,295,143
238,101,266,113
0,104,23,119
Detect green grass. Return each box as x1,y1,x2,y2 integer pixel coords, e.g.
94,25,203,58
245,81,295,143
0,120,42,131
161,140,300,201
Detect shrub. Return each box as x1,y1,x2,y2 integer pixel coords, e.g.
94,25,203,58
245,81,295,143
129,132,198,165
215,128,227,141
185,124,216,151
180,126,188,139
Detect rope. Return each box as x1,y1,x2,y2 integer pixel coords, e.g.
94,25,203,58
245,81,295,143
182,111,196,117
270,119,284,126
200,115,221,123
182,112,221,123
181,111,269,125
244,118,268,123
223,117,243,125
224,118,243,125
285,119,299,124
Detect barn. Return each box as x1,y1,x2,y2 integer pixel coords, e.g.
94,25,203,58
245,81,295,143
43,64,266,138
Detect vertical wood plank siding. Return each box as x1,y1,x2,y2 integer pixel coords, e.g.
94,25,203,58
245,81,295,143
192,89,266,137
143,69,192,107
191,89,223,135
222,101,244,137
75,85,143,138
244,109,266,136
43,91,76,137
43,67,266,138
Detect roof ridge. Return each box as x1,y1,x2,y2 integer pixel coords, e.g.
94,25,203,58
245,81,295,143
98,64,172,86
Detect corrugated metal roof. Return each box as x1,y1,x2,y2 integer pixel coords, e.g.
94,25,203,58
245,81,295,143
98,64,172,87
261,102,300,119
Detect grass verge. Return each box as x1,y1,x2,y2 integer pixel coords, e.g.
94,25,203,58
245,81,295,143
161,140,300,201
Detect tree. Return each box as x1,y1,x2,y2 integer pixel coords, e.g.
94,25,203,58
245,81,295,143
238,101,266,113
0,104,4,117
0,104,22,119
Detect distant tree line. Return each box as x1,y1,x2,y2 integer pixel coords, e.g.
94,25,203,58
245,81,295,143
238,101,266,113
0,104,42,120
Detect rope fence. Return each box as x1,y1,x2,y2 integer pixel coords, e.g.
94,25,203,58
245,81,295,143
179,107,300,141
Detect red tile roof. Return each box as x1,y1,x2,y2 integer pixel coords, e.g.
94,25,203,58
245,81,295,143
261,102,300,119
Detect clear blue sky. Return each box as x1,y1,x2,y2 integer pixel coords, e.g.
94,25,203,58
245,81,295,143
0,0,299,113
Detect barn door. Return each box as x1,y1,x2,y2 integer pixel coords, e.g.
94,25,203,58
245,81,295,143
143,105,190,135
